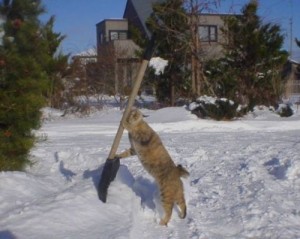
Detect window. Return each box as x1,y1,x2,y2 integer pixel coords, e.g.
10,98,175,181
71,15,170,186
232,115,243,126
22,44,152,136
109,30,128,41
98,33,103,44
118,32,128,40
198,25,217,42
110,31,119,41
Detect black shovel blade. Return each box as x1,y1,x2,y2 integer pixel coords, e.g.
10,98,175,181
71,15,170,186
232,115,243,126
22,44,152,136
97,157,120,203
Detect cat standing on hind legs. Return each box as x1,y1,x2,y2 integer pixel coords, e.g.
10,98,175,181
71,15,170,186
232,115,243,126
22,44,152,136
116,109,189,226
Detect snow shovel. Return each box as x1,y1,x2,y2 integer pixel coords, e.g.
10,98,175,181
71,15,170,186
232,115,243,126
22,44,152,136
98,36,155,203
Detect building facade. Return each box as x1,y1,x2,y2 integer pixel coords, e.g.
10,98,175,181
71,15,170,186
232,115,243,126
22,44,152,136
96,19,141,94
197,13,229,59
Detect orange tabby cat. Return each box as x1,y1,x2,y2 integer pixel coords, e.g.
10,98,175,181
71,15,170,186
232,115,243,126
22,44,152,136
116,109,189,226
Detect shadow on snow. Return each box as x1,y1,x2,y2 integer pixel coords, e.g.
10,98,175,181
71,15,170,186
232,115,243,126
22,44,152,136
83,163,158,210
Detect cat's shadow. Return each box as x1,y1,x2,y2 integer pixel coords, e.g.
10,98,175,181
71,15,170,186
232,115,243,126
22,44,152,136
83,164,158,210
115,165,158,210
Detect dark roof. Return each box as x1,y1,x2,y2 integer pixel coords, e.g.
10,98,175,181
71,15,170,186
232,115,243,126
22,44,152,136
289,58,300,65
123,0,164,38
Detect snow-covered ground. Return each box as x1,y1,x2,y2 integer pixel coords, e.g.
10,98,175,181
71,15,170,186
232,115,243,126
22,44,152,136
1,105,300,239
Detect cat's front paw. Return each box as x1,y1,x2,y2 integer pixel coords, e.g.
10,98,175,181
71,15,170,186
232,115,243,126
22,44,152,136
122,120,130,130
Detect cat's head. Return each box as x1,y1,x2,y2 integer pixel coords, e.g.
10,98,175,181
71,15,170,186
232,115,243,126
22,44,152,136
127,109,143,125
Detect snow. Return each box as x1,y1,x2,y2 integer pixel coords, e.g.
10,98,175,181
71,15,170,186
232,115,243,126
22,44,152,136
188,96,235,112
75,48,97,57
1,105,300,239
149,57,168,75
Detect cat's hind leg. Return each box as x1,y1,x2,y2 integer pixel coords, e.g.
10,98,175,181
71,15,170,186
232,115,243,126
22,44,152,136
176,190,187,219
159,201,173,226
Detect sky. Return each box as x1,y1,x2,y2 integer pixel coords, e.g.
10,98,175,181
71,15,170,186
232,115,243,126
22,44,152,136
41,0,300,61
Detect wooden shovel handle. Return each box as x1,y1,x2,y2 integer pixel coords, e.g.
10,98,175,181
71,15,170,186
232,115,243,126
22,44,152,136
107,36,155,160
107,59,149,159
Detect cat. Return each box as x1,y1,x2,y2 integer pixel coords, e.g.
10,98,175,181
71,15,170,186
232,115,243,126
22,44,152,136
116,109,189,226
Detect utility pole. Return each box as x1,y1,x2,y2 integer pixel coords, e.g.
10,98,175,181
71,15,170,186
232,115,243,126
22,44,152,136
289,0,293,57
289,17,293,56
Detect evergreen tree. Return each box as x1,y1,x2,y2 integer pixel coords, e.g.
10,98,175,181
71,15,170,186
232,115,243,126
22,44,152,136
205,1,288,109
147,0,190,105
42,15,68,108
0,0,67,170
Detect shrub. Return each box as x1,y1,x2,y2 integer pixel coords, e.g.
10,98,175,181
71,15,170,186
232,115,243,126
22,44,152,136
276,104,293,117
189,96,243,120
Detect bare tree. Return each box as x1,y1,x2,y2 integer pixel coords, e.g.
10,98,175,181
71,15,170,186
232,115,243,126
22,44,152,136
184,0,220,97
148,0,220,105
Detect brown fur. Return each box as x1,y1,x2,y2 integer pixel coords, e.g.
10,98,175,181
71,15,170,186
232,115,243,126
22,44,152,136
116,109,189,226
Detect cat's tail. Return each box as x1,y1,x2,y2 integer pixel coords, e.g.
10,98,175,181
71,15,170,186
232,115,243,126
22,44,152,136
176,164,189,178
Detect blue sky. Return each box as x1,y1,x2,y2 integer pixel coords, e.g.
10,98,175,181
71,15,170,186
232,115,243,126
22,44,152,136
41,0,299,60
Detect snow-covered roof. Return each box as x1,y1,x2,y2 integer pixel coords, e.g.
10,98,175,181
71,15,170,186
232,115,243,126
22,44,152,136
72,48,97,65
288,58,300,65
75,48,97,57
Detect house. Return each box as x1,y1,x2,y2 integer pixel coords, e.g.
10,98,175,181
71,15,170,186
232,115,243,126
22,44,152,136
96,19,140,60
96,19,141,94
96,0,232,95
123,0,228,59
95,0,166,95
197,13,231,59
